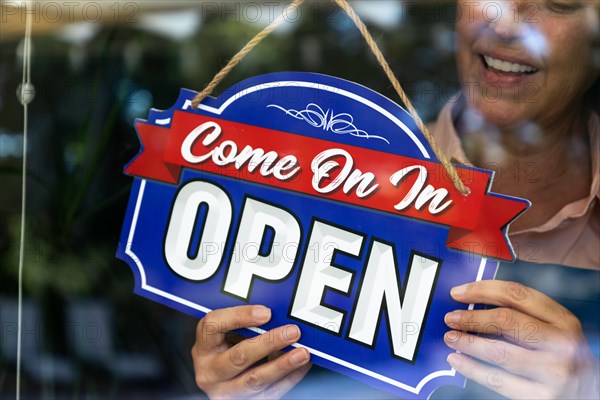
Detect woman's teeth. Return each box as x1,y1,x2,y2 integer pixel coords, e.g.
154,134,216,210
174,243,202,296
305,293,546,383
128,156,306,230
483,55,538,74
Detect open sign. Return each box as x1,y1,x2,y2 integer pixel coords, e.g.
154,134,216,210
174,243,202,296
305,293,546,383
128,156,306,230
117,72,528,398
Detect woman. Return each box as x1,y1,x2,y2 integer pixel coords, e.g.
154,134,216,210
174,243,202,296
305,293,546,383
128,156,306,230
191,1,600,398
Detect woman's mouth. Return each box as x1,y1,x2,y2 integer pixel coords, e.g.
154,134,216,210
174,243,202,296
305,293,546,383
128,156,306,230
481,54,539,75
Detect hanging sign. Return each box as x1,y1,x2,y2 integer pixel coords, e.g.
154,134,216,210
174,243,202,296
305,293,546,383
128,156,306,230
117,72,529,398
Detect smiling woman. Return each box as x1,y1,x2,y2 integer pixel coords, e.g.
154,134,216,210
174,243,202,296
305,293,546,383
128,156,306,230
454,0,599,129
445,0,599,263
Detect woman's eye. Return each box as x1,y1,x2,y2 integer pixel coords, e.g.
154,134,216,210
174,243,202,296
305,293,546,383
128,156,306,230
546,1,583,13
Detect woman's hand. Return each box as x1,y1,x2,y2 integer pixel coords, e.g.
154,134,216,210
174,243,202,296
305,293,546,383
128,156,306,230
192,305,312,399
444,280,599,399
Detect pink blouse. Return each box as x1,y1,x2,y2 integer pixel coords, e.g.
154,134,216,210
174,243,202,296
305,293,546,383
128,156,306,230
429,98,599,269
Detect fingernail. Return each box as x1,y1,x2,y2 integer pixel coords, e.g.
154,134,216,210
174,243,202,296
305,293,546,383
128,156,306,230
487,372,504,388
444,331,460,344
289,348,309,365
253,306,271,322
283,325,301,342
447,353,461,368
445,311,461,325
451,284,467,298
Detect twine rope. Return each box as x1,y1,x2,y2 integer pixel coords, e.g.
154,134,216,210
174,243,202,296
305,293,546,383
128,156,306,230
192,0,469,195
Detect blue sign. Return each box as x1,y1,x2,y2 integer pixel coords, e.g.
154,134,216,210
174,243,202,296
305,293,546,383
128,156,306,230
117,72,528,398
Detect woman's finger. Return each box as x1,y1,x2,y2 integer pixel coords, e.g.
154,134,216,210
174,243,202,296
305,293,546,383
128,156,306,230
195,305,272,351
444,307,559,349
226,348,311,398
444,330,552,381
450,280,577,330
212,324,302,380
447,352,546,399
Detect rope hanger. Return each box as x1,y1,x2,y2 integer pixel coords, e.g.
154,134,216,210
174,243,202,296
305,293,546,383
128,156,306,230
191,0,469,195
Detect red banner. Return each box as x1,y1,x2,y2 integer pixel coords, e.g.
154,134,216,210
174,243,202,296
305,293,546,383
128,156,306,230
125,111,527,261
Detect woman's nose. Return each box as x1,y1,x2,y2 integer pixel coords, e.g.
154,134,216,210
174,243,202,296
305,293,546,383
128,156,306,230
487,2,529,42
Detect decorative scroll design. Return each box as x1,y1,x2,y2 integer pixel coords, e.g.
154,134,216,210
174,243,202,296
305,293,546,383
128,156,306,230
267,103,390,144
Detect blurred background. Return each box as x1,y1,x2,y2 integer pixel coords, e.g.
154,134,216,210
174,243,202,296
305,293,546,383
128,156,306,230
0,0,461,398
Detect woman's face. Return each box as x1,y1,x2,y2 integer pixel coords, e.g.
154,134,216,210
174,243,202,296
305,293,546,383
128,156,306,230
455,0,599,129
